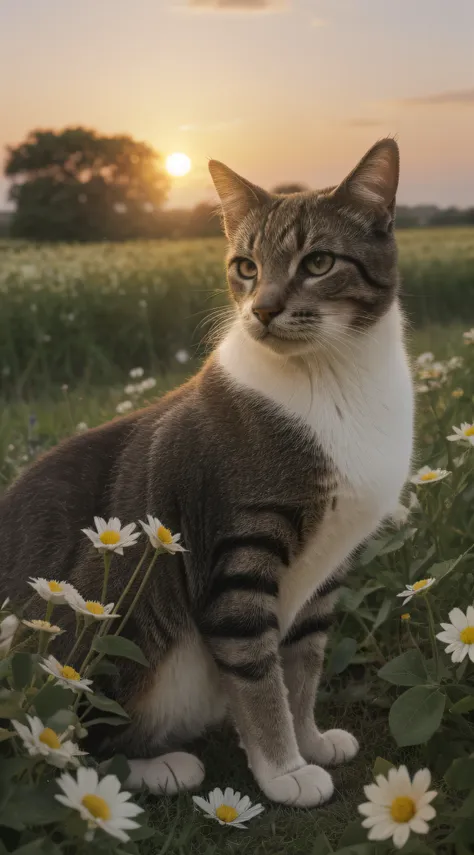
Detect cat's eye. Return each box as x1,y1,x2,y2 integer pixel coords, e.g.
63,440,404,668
302,251,335,277
235,258,257,280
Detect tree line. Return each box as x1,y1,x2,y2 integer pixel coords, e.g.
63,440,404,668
2,128,473,242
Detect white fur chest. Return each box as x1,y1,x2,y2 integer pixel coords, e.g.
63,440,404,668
218,305,414,633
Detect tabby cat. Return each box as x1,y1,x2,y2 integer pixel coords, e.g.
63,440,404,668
0,139,414,807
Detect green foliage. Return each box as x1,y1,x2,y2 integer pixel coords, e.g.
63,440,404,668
5,127,169,242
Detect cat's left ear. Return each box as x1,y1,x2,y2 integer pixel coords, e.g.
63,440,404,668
209,160,270,238
333,138,399,214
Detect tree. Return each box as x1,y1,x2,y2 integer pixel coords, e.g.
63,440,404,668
5,127,170,241
272,182,308,194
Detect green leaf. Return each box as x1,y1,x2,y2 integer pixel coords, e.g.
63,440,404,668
89,657,119,677
358,535,392,565
450,696,474,715
45,708,78,731
389,686,445,747
379,649,430,687
429,559,454,580
378,527,417,555
445,757,474,790
0,656,12,681
11,653,33,691
310,834,333,854
336,820,368,848
92,635,149,667
128,823,157,841
372,597,392,631
85,716,129,727
88,692,130,719
3,783,68,828
372,756,394,778
33,683,74,718
326,638,358,675
0,689,24,718
105,754,131,783
10,841,48,855
0,728,14,743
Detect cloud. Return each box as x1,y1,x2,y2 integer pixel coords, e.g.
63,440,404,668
186,0,286,11
345,118,383,128
397,88,474,107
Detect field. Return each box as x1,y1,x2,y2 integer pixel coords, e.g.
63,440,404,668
1,230,474,855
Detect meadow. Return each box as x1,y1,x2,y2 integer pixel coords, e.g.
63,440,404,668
1,229,474,855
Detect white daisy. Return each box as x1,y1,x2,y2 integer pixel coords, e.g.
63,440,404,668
12,714,86,769
415,352,434,368
397,578,435,605
0,614,19,654
82,517,140,555
137,377,156,392
40,655,93,694
28,577,77,604
65,590,120,622
463,328,474,345
56,767,143,843
139,514,186,553
192,787,264,829
23,619,63,635
436,606,474,663
76,422,88,432
129,367,144,379
411,466,451,485
446,356,463,371
358,766,437,850
447,422,474,446
116,400,133,414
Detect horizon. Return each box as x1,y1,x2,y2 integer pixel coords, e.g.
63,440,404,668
1,0,473,210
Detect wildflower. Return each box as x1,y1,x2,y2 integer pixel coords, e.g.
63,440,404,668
129,367,144,379
138,377,156,393
415,352,434,368
447,422,474,446
114,202,127,215
358,766,436,850
28,578,77,605
446,356,463,371
192,787,264,829
401,613,411,621
175,349,190,364
138,299,147,309
452,388,464,398
61,384,69,392
463,328,474,345
65,590,120,622
139,514,186,553
397,578,435,605
23,619,63,635
82,517,140,555
415,384,430,394
436,606,474,663
124,384,138,396
116,400,133,414
56,767,143,843
40,655,93,694
0,614,19,654
12,714,85,769
411,466,450,485
76,422,88,432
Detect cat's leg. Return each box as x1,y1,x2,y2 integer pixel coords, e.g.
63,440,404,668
281,586,359,766
200,551,334,807
125,753,205,795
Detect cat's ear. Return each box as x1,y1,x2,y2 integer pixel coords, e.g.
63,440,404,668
333,139,399,211
209,160,270,237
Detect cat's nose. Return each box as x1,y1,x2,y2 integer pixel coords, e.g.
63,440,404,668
252,305,284,326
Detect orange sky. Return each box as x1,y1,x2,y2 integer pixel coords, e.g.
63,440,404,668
1,0,473,208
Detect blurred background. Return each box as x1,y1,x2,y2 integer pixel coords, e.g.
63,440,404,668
0,0,473,481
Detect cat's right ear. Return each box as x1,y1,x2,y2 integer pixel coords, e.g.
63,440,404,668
209,160,270,238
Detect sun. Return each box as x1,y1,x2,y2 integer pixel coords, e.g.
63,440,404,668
165,152,192,177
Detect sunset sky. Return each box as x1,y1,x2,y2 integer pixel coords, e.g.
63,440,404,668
1,0,473,209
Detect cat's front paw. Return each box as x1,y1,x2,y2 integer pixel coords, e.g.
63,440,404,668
261,764,334,807
303,729,359,766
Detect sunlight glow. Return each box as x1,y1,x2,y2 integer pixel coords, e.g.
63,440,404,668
165,152,192,177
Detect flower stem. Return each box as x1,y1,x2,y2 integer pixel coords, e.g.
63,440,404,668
113,543,151,618
68,624,89,666
101,553,112,603
424,594,440,679
44,602,54,623
114,549,161,638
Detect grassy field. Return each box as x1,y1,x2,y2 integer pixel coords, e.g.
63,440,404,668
1,227,474,395
1,232,474,854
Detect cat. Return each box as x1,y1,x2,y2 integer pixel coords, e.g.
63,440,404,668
0,138,413,807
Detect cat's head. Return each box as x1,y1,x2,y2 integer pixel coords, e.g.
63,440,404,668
209,139,400,357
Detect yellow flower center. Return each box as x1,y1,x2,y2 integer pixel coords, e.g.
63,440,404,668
460,626,474,645
99,530,121,545
452,389,463,398
157,525,173,545
81,794,111,821
47,581,63,593
85,601,105,615
420,472,437,481
60,665,80,681
463,426,474,437
401,613,411,621
412,579,430,592
390,796,416,823
216,804,239,823
39,727,61,750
